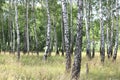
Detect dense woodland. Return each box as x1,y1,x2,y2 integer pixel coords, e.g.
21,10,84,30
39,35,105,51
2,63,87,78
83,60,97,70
0,0,120,80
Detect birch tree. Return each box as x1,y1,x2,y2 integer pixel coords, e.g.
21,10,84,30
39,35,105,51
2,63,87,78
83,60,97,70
71,0,83,79
84,0,91,59
32,0,39,55
14,0,20,60
25,0,29,54
44,0,51,60
8,0,13,53
61,11,65,56
91,2,95,58
99,0,105,63
62,0,71,72
53,17,59,55
70,0,74,55
113,0,119,61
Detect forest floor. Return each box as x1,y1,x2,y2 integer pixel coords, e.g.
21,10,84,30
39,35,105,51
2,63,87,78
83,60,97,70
0,52,120,80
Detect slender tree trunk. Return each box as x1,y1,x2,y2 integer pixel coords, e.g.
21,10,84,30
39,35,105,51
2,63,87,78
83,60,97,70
62,0,71,72
61,11,65,56
53,17,59,55
8,0,13,53
71,0,83,79
99,0,105,63
32,0,39,55
91,3,95,58
25,0,29,54
106,23,109,56
84,0,91,59
1,15,5,53
106,0,112,58
12,21,15,54
44,0,51,60
109,11,114,58
14,0,20,60
113,0,119,61
70,0,74,55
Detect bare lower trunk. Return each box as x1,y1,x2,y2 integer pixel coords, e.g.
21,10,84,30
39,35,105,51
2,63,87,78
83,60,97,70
44,0,51,60
15,0,20,60
108,11,114,58
70,0,74,55
12,21,15,54
1,15,5,52
26,0,29,54
8,0,13,53
71,0,83,79
113,0,119,61
61,11,65,56
53,18,59,55
107,0,112,59
91,4,95,58
32,0,39,55
100,0,105,63
84,0,91,59
62,0,71,72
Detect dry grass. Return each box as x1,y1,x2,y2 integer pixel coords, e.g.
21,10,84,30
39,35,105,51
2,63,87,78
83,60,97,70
0,51,120,80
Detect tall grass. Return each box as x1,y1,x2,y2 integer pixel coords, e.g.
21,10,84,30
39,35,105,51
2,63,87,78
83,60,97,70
0,52,120,80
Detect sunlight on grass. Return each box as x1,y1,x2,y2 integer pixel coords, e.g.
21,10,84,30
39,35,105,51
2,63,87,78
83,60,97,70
0,51,120,80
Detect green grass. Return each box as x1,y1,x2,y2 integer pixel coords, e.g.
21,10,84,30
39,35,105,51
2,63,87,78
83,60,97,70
0,52,120,80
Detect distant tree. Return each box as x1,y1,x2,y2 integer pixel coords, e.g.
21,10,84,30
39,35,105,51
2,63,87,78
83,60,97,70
71,0,83,79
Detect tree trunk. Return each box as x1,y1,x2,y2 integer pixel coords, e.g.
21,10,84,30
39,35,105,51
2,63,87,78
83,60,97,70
100,0,105,63
61,11,65,56
53,17,59,55
71,0,83,79
1,15,5,53
106,0,112,59
14,0,20,60
32,0,39,55
91,2,95,58
8,0,13,53
25,0,29,54
109,11,114,58
113,0,119,61
62,0,71,72
12,21,15,54
84,0,91,59
44,0,51,60
70,0,74,55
